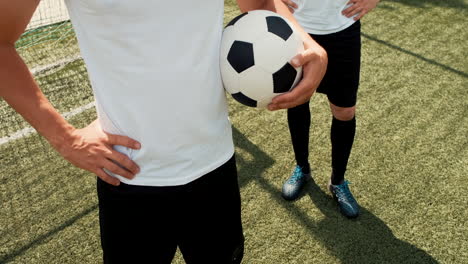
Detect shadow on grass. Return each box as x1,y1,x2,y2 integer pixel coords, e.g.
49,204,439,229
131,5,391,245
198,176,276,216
1,126,440,263
233,126,439,264
305,181,439,264
0,127,268,263
0,204,98,263
361,33,468,79
233,127,275,188
386,0,467,9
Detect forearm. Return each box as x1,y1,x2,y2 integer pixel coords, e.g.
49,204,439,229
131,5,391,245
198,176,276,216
0,44,75,149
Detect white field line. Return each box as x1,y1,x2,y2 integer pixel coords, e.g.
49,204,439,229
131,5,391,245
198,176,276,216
30,55,82,76
0,102,95,146
1,1,83,146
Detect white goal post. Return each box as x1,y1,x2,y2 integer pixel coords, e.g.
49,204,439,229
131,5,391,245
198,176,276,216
27,0,69,30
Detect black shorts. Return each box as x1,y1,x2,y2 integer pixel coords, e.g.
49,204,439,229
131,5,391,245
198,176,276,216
312,21,361,108
96,155,244,264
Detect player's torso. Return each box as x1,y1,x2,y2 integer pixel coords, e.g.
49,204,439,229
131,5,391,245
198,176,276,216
292,0,356,34
64,0,234,186
294,0,349,12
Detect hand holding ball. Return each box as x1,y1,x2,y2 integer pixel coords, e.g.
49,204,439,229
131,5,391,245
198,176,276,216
220,10,304,108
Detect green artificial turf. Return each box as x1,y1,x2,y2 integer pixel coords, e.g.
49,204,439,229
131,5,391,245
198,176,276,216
1,0,467,263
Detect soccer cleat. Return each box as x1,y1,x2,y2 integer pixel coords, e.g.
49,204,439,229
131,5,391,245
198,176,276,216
328,180,360,218
282,165,311,200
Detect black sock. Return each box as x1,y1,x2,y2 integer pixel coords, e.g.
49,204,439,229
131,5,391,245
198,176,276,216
287,101,311,174
331,116,356,185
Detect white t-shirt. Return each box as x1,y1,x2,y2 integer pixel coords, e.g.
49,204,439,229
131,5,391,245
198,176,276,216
64,0,234,186
292,0,357,35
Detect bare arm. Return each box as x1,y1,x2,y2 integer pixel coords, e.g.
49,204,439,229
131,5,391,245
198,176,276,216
236,0,328,110
0,0,73,150
0,0,140,185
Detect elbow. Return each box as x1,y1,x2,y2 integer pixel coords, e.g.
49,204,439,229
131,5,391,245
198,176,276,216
0,42,17,58
238,0,272,13
0,37,17,50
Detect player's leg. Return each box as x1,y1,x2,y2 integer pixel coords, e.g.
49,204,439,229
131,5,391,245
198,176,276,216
177,155,244,264
287,101,311,173
283,101,312,200
281,29,337,201
329,104,356,185
96,178,178,263
324,21,361,218
328,104,360,218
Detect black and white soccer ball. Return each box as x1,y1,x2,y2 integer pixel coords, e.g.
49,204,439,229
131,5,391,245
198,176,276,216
220,10,304,108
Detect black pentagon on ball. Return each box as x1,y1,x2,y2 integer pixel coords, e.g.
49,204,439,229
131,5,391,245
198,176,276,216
228,41,255,74
231,92,257,107
266,16,293,41
225,12,248,28
273,63,297,93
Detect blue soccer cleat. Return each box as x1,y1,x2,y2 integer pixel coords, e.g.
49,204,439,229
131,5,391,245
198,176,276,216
328,180,360,218
282,165,311,201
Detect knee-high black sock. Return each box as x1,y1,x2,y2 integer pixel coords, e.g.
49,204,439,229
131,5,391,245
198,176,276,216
287,101,311,174
331,116,356,185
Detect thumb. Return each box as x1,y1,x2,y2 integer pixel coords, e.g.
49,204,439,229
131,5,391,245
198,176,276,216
290,52,305,68
291,42,327,68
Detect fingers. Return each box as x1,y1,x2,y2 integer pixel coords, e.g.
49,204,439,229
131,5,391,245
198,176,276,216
268,81,313,110
290,53,304,68
342,3,361,18
290,46,320,68
95,168,121,186
102,133,140,176
282,0,298,9
93,153,137,187
102,159,136,180
107,150,140,175
106,133,141,150
97,132,141,179
353,11,366,21
344,0,379,19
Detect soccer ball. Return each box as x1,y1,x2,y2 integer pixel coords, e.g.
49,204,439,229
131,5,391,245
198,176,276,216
220,10,304,108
